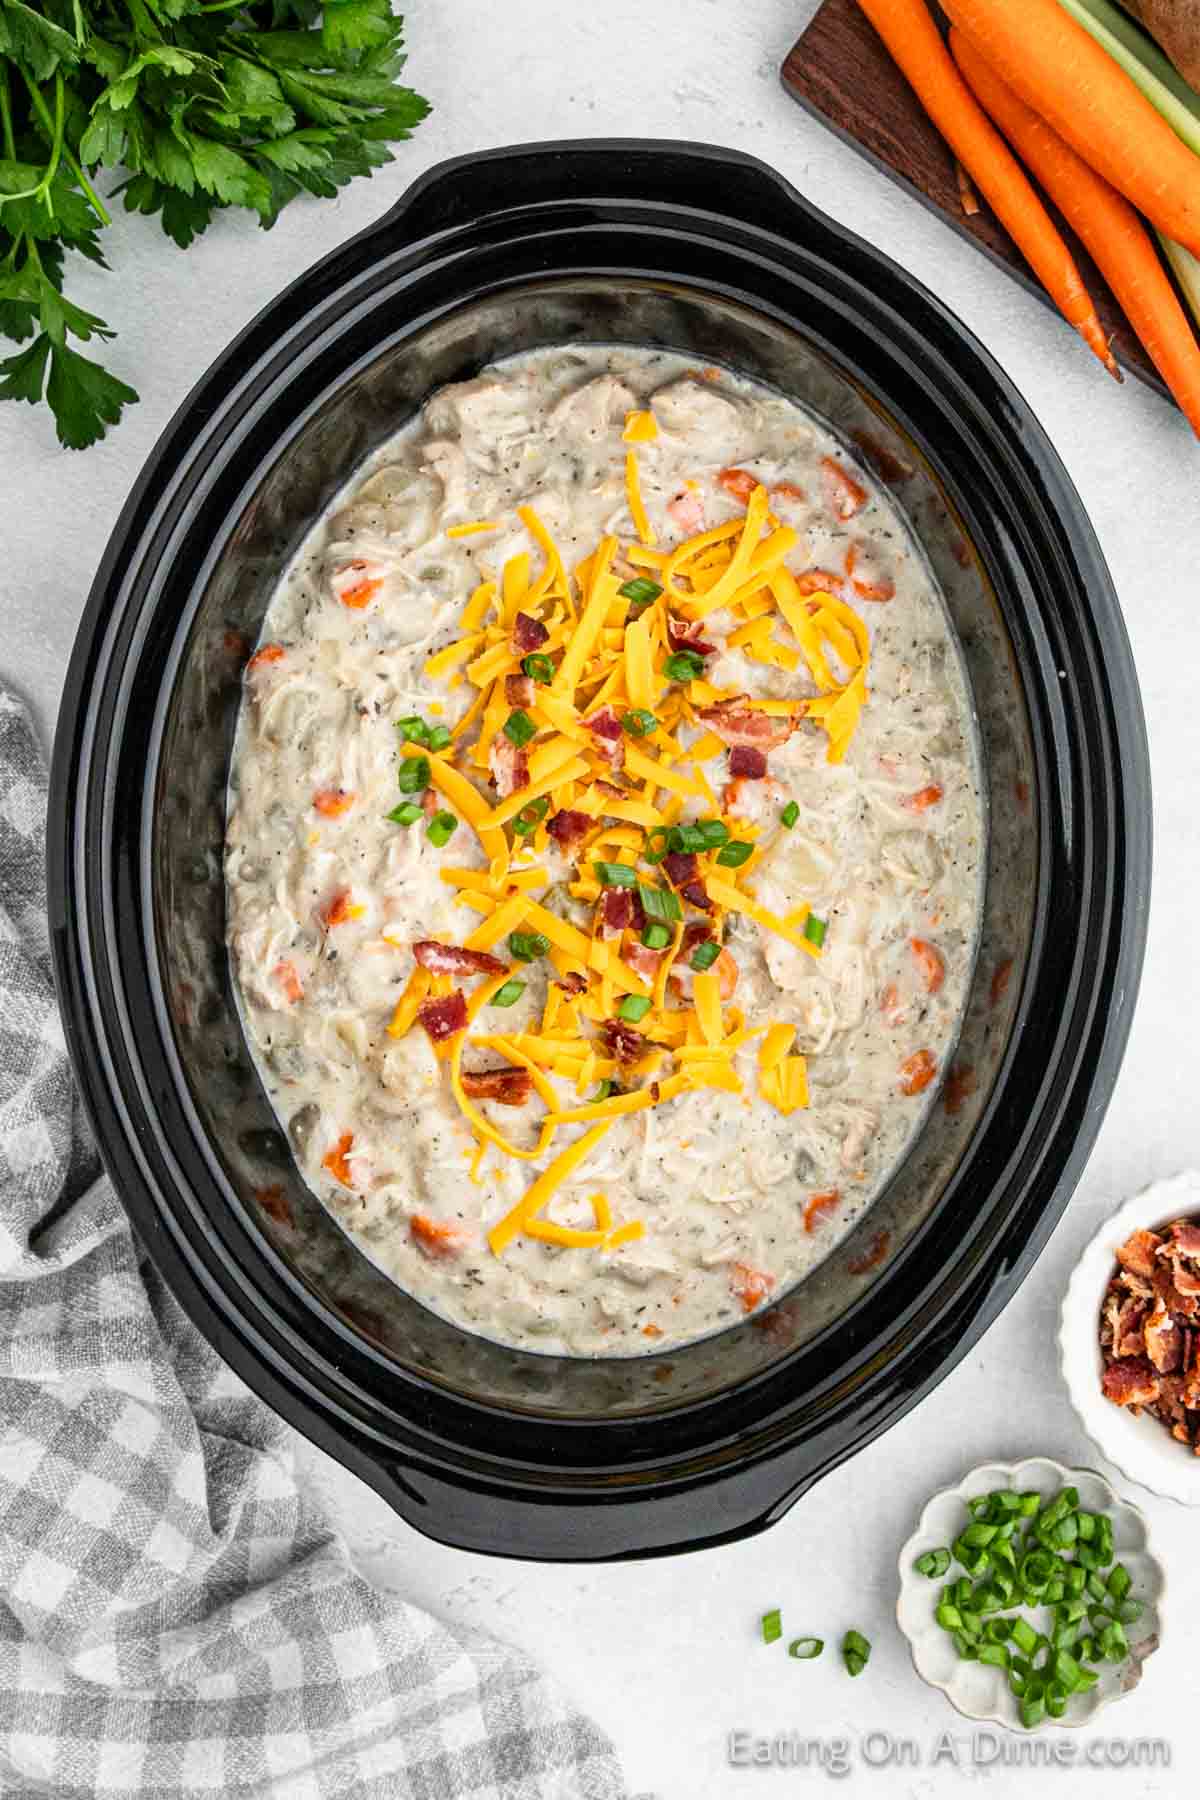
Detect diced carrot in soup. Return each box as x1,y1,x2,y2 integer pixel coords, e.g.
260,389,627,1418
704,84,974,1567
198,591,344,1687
899,1049,938,1096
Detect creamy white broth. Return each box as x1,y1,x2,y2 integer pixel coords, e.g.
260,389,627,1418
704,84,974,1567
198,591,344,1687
226,347,984,1357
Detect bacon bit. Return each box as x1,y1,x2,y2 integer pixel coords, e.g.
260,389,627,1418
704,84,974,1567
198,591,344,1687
626,942,665,982
601,1019,646,1063
821,457,869,520
718,466,758,504
417,991,468,1044
274,959,304,1004
1116,1229,1162,1281
850,430,913,486
1113,1296,1149,1358
667,615,716,656
771,480,806,502
321,888,359,929
901,784,944,813
410,1214,474,1259
322,1132,355,1188
555,970,588,996
505,672,535,706
667,488,706,535
599,888,634,937
642,1322,664,1339
461,1065,535,1107
1144,1302,1184,1374
662,850,699,889
1102,1356,1161,1408
848,1229,891,1275
546,808,591,850
588,705,623,742
990,958,1014,1009
668,931,737,999
698,695,797,750
1170,1220,1200,1259
844,543,895,603
943,1065,977,1117
795,568,844,597
728,744,768,780
803,1189,840,1232
488,734,529,798
413,940,507,977
421,787,440,820
247,642,286,674
681,879,713,913
313,787,355,818
899,1049,937,1096
256,1183,293,1227
337,561,383,609
594,779,625,801
729,1262,776,1314
910,937,945,995
880,982,905,1028
511,611,549,655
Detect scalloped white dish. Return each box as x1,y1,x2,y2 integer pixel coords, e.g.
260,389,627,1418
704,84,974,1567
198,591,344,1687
1060,1172,1200,1507
896,1458,1163,1730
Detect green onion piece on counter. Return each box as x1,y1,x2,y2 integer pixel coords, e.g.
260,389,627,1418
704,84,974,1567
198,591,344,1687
663,650,705,683
621,709,658,737
508,931,551,962
397,756,430,795
641,923,671,950
396,715,428,743
639,882,682,924
715,840,753,868
761,1609,783,1646
522,653,555,685
594,861,638,888
985,1618,1013,1644
1045,1683,1069,1721
842,1630,871,1678
1115,1599,1143,1625
915,1548,952,1579
804,914,827,948
426,810,457,848
689,939,721,972
619,576,663,607
617,994,652,1023
788,1637,824,1660
426,724,453,752
503,709,536,747
490,979,525,1008
780,800,800,829
385,801,423,826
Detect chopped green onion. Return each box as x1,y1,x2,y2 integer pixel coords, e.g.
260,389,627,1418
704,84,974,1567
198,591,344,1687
804,913,827,948
426,724,453,752
1020,1695,1046,1730
696,818,731,847
1107,1563,1131,1603
643,827,670,866
978,1642,1010,1669
1115,1598,1143,1625
915,1548,951,1579
670,824,708,853
761,1609,783,1645
961,1522,999,1548
1009,1617,1039,1657
780,800,800,829
984,1618,1013,1644
396,715,428,743
508,931,551,962
638,882,682,924
512,796,551,838
952,1631,978,1660
1018,1492,1041,1516
842,1630,871,1677
663,650,705,683
991,1490,1024,1513
788,1637,824,1660
397,756,430,795
426,810,458,848
385,801,423,827
588,1080,614,1103
641,923,672,950
594,861,638,888
715,839,753,868
503,709,536,747
617,994,652,1023
690,939,721,972
522,653,555,685
619,576,663,607
490,979,526,1008
936,1601,962,1632
621,709,658,737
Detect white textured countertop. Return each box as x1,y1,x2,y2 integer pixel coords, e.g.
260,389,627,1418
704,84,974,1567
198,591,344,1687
5,2,1198,1794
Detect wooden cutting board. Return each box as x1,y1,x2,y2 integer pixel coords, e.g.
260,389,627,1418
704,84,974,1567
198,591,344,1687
782,0,1168,399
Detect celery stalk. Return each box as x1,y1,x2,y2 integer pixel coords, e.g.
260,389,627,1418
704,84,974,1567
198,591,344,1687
1057,0,1200,156
1062,0,1200,118
1159,234,1200,334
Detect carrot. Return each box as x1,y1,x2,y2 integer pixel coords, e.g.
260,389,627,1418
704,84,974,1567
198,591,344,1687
941,0,1200,257
951,28,1200,438
729,1262,776,1313
795,567,845,596
409,1214,472,1258
803,1188,841,1232
718,466,757,503
246,642,285,674
312,786,355,817
820,456,869,517
901,783,944,812
856,0,1120,378
910,937,946,993
899,1049,938,1095
322,1132,355,1188
771,480,806,501
274,958,304,1003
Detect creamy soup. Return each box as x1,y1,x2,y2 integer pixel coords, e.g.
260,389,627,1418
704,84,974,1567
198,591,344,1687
226,347,984,1357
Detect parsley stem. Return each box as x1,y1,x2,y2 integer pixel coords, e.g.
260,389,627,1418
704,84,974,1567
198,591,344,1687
19,69,111,228
0,67,16,161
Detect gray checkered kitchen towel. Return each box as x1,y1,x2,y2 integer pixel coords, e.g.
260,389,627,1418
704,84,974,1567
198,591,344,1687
0,686,637,1800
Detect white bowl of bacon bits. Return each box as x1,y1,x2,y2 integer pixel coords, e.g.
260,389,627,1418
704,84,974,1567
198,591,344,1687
1060,1172,1200,1506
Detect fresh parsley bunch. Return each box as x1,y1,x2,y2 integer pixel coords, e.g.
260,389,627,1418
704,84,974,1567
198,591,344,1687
0,0,429,448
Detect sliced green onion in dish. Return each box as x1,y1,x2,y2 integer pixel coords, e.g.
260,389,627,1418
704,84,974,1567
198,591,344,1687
395,715,429,743
617,994,652,1023
780,800,800,829
621,708,658,737
503,708,536,747
842,1630,871,1677
426,810,457,848
490,979,525,1008
803,914,827,948
426,724,453,752
618,576,663,607
508,930,551,963
522,653,555,685
787,1637,824,1660
914,1548,951,1579
385,801,423,827
690,939,721,972
588,1079,614,1103
512,796,551,837
761,1609,783,1646
663,650,706,683
594,861,638,888
397,755,430,795
715,839,753,869
638,882,682,924
641,923,671,950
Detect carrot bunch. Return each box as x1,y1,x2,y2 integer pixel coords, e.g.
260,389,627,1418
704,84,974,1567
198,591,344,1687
856,0,1200,436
